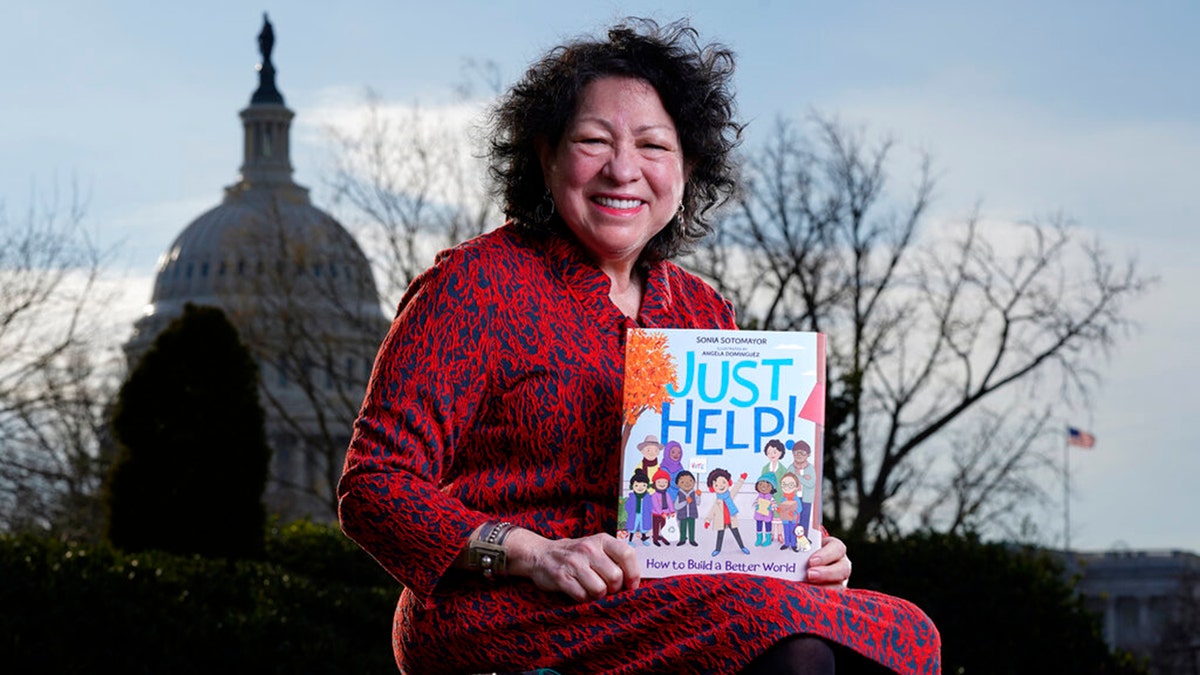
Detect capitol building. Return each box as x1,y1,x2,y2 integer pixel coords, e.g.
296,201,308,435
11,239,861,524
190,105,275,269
123,16,389,521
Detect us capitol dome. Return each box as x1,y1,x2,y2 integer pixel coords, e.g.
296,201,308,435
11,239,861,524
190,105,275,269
124,15,389,521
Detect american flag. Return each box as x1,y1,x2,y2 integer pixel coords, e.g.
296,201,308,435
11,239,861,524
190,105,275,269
1067,427,1096,449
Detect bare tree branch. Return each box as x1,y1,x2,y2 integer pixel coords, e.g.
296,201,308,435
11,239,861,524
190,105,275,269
0,185,121,537
321,90,498,307
683,114,1154,540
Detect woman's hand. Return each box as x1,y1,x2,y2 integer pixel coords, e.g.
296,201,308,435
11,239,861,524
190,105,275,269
506,529,642,603
805,536,851,590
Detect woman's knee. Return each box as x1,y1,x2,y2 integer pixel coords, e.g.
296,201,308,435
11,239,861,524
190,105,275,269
740,635,835,675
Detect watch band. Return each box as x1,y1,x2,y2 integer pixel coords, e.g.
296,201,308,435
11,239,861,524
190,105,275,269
469,521,514,579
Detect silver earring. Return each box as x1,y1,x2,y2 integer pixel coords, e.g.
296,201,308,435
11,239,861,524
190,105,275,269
535,189,556,223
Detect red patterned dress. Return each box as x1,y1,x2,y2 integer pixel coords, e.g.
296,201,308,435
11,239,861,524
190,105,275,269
338,223,941,674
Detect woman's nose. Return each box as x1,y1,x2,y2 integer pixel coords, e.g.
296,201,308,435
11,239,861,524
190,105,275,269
603,143,640,183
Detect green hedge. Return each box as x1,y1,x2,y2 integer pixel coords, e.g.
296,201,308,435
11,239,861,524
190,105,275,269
1,525,1146,674
0,521,399,674
845,531,1146,675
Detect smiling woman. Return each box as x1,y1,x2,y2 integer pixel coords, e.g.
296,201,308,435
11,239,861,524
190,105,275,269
537,76,688,317
336,17,940,675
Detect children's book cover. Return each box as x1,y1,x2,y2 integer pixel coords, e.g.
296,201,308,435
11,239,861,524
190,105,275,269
618,328,825,581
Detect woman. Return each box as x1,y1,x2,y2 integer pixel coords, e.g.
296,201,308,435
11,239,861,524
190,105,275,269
338,18,940,675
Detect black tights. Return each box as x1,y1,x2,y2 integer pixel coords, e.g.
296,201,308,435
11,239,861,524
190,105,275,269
740,636,890,675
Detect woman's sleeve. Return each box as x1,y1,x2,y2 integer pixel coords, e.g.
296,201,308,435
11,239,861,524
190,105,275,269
337,249,492,604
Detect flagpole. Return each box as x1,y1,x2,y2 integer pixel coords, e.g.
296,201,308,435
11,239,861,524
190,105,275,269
1063,432,1071,552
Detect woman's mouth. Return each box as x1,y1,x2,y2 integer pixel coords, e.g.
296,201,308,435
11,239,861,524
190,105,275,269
593,196,644,210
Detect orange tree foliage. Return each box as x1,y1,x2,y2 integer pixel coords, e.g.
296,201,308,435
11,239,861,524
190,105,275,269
621,330,676,450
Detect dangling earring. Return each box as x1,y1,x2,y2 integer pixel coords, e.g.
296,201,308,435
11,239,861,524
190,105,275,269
535,189,556,224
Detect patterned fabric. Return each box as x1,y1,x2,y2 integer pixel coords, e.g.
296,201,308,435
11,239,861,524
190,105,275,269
338,223,941,674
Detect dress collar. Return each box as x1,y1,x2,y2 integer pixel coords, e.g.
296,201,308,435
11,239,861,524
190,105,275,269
510,222,677,329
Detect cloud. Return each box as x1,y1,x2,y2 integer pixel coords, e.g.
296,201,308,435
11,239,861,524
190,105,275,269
296,85,492,151
816,67,1200,244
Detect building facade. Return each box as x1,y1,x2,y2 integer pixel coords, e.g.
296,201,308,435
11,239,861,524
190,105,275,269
124,16,388,521
1068,549,1200,674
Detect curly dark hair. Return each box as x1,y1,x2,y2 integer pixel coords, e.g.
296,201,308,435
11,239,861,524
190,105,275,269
706,467,733,490
487,17,742,262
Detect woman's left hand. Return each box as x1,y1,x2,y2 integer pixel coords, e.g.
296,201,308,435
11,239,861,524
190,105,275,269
805,536,851,590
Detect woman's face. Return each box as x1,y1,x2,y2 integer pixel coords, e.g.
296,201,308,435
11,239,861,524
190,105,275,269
538,76,688,271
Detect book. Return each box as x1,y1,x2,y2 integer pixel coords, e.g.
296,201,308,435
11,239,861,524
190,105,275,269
618,328,825,581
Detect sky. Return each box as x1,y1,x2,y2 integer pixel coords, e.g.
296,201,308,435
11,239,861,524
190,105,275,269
3,0,1197,553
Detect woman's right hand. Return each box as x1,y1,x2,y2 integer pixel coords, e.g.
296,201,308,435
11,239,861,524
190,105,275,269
505,528,641,603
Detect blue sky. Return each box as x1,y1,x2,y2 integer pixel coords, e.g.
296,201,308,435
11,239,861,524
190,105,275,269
3,1,1197,552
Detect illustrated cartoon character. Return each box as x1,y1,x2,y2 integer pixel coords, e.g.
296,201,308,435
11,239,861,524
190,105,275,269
704,468,750,556
673,470,701,546
762,439,790,543
660,440,686,502
752,473,778,547
650,469,675,546
790,441,817,532
795,524,812,552
635,435,664,486
624,469,653,546
777,472,801,551
760,439,788,503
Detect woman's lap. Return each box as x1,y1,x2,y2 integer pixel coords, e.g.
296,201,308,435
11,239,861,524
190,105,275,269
395,574,940,675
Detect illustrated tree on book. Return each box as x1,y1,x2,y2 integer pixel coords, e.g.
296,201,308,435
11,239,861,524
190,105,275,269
621,329,676,450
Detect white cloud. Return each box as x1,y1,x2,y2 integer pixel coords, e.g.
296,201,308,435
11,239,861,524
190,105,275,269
819,68,1200,244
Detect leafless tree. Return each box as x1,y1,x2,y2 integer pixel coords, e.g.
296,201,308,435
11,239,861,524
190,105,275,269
203,195,389,520
684,115,1153,541
228,84,500,519
915,404,1058,539
1,345,122,539
122,80,501,523
321,87,499,307
0,187,120,537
